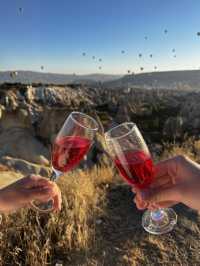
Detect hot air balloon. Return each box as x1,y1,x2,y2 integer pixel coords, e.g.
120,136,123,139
164,29,168,34
19,7,23,14
99,58,102,62
10,71,18,79
92,56,95,59
127,70,131,74
99,66,102,70
140,67,144,71
172,49,176,53
145,36,148,40
121,50,125,54
197,32,200,36
154,66,157,70
139,53,142,58
41,66,44,71
82,52,86,56
150,54,153,58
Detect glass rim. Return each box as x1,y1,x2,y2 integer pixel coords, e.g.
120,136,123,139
105,122,137,141
70,111,99,131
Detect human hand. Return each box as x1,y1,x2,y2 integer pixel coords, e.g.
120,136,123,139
0,175,62,213
133,155,200,212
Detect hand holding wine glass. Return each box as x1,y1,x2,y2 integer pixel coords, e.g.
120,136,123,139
134,155,200,212
31,112,98,213
105,122,177,235
0,175,61,214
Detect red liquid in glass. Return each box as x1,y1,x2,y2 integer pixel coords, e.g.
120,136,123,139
114,150,154,189
52,136,91,172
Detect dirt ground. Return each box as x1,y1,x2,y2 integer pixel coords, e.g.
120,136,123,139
70,184,200,266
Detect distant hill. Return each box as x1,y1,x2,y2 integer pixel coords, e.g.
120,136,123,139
2,70,200,90
104,70,200,89
0,71,121,85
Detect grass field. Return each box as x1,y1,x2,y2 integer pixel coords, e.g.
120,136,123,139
0,140,200,265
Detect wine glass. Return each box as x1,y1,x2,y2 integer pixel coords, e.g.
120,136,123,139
105,122,177,235
31,111,99,212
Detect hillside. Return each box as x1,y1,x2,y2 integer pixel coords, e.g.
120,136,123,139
3,70,200,90
0,71,121,85
104,70,200,90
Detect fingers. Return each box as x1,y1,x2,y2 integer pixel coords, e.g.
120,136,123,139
132,184,181,210
132,155,198,212
53,193,62,212
24,186,53,202
133,189,149,210
154,158,178,178
35,182,62,211
134,192,179,210
24,175,51,189
1,175,62,213
154,157,177,178
23,180,62,211
155,200,179,208
144,185,182,204
150,175,171,189
51,183,62,211
134,196,148,210
154,161,170,179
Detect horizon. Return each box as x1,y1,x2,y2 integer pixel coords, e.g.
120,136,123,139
2,68,200,77
1,0,200,75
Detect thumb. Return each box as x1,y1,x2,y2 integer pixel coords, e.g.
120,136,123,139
144,185,182,204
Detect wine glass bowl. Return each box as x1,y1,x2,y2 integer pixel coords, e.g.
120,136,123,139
105,122,177,235
52,112,98,174
31,111,99,213
105,123,154,189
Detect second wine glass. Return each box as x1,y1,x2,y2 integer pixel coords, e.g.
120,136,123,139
105,122,177,235
31,111,99,212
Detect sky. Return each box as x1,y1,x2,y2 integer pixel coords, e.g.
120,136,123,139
1,0,200,74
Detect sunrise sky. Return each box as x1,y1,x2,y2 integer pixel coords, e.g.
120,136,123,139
1,0,200,74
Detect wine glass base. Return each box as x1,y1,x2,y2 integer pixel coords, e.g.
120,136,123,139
142,208,177,235
31,199,54,213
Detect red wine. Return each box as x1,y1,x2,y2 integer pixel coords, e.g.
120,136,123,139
52,136,91,172
114,150,154,189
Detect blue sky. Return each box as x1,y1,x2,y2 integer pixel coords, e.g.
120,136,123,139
1,0,200,74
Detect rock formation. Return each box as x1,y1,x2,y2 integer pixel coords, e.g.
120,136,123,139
0,83,199,176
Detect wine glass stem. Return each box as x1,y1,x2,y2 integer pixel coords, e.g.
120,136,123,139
49,169,63,182
150,209,164,221
49,171,57,182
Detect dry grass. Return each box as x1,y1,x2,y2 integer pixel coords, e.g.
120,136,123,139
0,166,112,266
0,139,200,265
161,137,200,163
